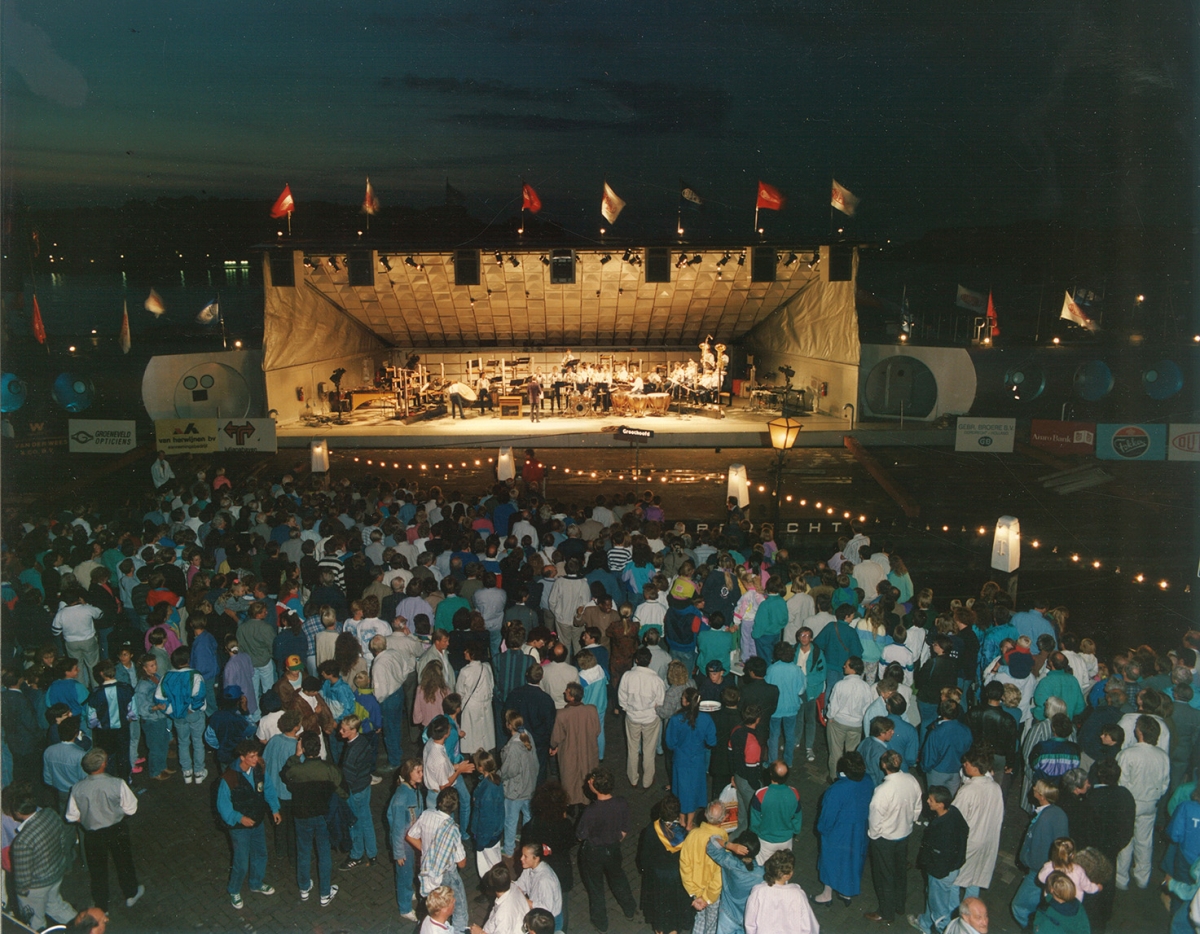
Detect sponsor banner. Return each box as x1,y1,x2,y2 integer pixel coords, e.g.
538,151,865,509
1029,419,1096,456
69,419,137,453
615,426,655,442
1096,423,1166,461
155,418,219,454
955,417,1016,453
1168,424,1200,462
217,417,277,452
13,435,69,457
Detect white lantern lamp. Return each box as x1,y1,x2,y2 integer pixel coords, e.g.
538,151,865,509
726,464,750,509
310,439,330,473
991,516,1021,572
497,447,516,481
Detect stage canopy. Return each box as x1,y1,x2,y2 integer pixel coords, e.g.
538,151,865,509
262,245,858,370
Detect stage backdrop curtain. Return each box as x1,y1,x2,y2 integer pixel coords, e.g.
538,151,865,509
263,276,390,372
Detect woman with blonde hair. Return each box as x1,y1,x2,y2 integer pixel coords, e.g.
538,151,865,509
658,661,690,791
413,661,450,727
733,570,765,662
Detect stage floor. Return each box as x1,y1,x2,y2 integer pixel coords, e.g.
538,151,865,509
276,397,949,450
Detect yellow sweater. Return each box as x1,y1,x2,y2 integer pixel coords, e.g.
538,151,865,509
680,822,728,904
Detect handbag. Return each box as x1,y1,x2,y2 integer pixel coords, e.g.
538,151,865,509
815,690,828,727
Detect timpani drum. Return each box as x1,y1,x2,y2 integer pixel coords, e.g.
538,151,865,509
630,395,650,416
611,391,631,417
646,392,671,415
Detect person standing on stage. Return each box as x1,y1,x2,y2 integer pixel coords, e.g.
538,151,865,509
528,376,543,423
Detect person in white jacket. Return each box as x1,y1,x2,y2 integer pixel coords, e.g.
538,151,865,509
1115,715,1170,889
952,747,1005,899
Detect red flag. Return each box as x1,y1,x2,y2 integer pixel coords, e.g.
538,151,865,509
986,291,1000,337
31,295,46,344
522,183,542,214
756,181,786,211
270,184,295,218
362,177,379,215
119,300,131,354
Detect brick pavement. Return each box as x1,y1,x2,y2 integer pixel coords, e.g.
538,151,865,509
50,714,1171,934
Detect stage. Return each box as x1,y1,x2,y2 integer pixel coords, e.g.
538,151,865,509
275,395,949,450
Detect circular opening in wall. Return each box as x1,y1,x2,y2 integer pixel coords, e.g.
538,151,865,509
1073,360,1114,402
1143,360,1182,400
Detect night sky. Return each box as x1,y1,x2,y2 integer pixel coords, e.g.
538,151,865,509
1,0,1191,240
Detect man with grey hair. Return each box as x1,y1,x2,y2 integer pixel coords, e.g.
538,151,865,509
65,748,144,912
681,800,729,934
944,896,989,934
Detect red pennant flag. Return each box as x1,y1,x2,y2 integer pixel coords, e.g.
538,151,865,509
522,184,542,214
119,300,132,354
756,181,786,211
270,184,295,218
31,295,46,344
986,291,1000,337
363,177,380,215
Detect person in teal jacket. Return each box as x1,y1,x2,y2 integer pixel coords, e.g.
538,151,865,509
750,580,789,662
765,644,806,767
1033,654,1086,721
1032,871,1091,934
748,761,803,864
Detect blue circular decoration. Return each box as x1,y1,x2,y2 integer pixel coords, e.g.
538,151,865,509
51,372,95,413
0,373,27,412
1143,359,1182,401
1073,360,1114,402
1003,364,1045,402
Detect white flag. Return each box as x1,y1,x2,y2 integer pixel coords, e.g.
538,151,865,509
955,284,987,313
196,299,220,325
1060,290,1098,331
601,182,626,224
831,179,859,216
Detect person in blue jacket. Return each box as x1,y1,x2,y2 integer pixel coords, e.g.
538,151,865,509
813,751,874,907
665,687,717,826
217,738,278,910
920,700,974,795
469,749,505,875
706,831,765,934
206,685,255,772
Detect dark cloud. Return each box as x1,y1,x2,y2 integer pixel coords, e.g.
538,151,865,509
442,112,617,134
394,73,568,103
586,78,729,133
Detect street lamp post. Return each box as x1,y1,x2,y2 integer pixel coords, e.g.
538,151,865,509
767,416,804,529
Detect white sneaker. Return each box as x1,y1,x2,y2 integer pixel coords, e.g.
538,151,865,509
300,884,312,901
126,884,145,908
183,771,194,784
370,774,383,785
400,910,418,922
321,885,339,907
194,770,208,785
806,749,815,762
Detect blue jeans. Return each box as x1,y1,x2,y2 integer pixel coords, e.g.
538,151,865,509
252,662,275,715
1011,870,1044,927
447,869,468,931
228,824,267,894
754,633,781,664
295,816,332,897
797,696,819,753
918,869,958,934
347,788,377,859
455,774,472,839
381,691,405,768
175,709,207,775
394,839,416,913
142,718,169,776
503,797,531,856
669,648,696,674
768,713,799,766
489,629,502,662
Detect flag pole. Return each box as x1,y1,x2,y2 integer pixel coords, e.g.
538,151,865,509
218,293,227,350
287,210,292,237
753,205,759,235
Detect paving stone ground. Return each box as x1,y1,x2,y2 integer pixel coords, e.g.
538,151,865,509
45,709,1173,934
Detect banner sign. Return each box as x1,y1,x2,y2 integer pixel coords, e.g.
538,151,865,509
1168,424,1200,462
154,418,219,454
615,426,655,442
12,434,68,457
69,419,137,453
1029,420,1096,456
955,417,1016,453
1095,423,1166,461
217,417,277,452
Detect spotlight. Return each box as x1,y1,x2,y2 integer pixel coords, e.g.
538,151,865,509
784,252,798,266
716,253,731,267
495,252,504,265
676,252,688,269
379,255,392,271
404,256,419,268
687,254,702,266
303,256,314,268
540,255,550,266
328,256,340,270
737,252,746,266
508,255,520,267
621,249,633,262
599,254,611,265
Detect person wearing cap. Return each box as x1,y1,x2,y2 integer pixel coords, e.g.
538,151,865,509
274,654,308,711
206,684,256,772
664,581,704,673
695,611,738,685
697,660,733,704
287,675,337,750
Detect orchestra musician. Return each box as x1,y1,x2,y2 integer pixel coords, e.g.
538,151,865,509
528,375,543,422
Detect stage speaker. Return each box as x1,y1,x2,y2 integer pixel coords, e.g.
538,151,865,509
645,247,671,283
268,250,296,288
454,250,480,286
549,249,575,284
751,247,776,282
347,251,375,287
828,244,853,281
